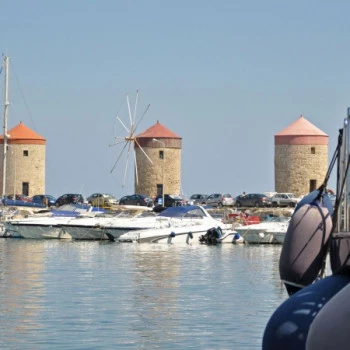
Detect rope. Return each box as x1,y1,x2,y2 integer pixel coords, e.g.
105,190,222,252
317,128,343,200
318,129,349,278
11,62,37,131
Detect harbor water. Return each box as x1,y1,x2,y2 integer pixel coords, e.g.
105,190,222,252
0,239,288,349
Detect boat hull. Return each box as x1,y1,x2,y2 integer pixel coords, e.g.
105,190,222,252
235,225,288,244
119,224,232,244
62,225,109,240
6,223,72,239
239,229,286,244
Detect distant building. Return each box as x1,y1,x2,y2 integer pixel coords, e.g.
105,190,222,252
274,115,328,197
0,122,46,196
135,121,182,197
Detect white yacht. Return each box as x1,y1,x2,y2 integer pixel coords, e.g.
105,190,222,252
234,216,291,244
118,205,233,244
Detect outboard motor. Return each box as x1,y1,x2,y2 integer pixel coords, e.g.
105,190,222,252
199,227,222,245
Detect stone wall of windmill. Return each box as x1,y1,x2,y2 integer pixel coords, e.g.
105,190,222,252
274,115,328,197
134,121,182,198
0,143,46,196
0,122,46,197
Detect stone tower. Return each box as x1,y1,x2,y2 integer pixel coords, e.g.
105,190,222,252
0,122,46,196
134,121,182,197
274,115,328,197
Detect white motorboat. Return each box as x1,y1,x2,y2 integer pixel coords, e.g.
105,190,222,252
60,207,160,240
234,216,291,244
5,215,73,239
5,205,104,239
118,205,233,244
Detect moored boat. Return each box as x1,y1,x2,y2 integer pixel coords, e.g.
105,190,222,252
235,216,290,244
118,205,233,244
5,204,105,239
60,207,158,240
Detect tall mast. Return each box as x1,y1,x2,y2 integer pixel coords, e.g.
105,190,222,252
2,55,9,199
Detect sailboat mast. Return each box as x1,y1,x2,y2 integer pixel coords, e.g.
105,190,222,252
2,55,9,199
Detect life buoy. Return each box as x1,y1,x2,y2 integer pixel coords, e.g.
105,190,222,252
279,192,333,295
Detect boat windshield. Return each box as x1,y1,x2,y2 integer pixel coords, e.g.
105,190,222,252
158,205,206,218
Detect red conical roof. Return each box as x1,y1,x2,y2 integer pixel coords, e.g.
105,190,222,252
0,121,46,145
275,115,327,136
136,120,181,139
275,115,328,145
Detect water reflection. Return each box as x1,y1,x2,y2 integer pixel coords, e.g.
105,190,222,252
0,240,288,349
128,245,180,345
0,239,45,341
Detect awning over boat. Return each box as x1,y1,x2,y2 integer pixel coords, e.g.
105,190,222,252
157,205,206,218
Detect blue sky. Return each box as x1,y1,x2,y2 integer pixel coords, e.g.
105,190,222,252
0,1,348,199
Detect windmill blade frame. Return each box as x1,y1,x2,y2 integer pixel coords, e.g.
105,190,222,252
134,138,153,165
110,140,129,174
134,149,139,185
122,141,132,187
110,90,153,188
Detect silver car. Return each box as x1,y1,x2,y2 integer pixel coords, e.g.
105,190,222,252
271,193,299,207
186,194,208,205
205,193,234,208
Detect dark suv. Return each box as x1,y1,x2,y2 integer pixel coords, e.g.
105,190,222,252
55,193,84,207
155,194,184,207
234,193,272,207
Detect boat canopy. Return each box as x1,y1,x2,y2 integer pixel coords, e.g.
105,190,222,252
157,205,206,218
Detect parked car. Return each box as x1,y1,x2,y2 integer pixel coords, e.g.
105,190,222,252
205,193,234,208
55,193,84,207
119,194,154,207
186,194,208,205
234,193,272,207
86,193,118,207
32,194,57,207
271,193,299,207
154,194,184,207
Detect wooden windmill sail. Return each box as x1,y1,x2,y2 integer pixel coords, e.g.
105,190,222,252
110,90,153,187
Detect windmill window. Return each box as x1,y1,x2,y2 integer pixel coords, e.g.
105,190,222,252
311,147,316,154
22,182,29,196
23,150,29,157
310,179,317,192
159,150,164,159
157,184,163,196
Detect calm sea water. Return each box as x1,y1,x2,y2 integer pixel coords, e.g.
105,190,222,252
0,239,288,349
